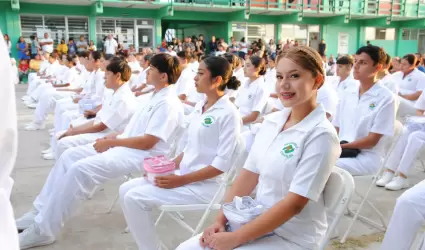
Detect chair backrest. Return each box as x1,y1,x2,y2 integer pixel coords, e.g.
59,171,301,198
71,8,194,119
319,167,355,250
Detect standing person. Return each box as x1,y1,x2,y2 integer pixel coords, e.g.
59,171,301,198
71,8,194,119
0,30,19,250
119,56,242,250
4,34,12,56
16,36,29,60
198,34,206,52
238,37,248,59
209,36,217,55
177,46,341,250
56,39,68,56
104,34,118,59
318,39,326,59
30,36,40,59
67,38,77,56
88,40,97,52
39,33,54,54
76,35,88,53
333,46,396,176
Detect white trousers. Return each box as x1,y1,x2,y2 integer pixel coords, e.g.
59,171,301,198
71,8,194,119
54,131,110,160
33,89,74,124
119,178,207,250
55,110,81,134
336,151,381,176
30,82,52,101
53,99,79,130
33,144,146,237
27,77,43,95
177,233,305,250
381,179,425,250
386,127,425,176
397,97,417,118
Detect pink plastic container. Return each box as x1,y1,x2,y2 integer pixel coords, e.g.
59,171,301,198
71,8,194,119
143,156,176,183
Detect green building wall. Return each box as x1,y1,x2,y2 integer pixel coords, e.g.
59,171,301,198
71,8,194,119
0,1,422,58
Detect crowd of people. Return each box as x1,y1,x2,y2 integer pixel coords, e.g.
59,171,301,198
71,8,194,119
4,28,425,250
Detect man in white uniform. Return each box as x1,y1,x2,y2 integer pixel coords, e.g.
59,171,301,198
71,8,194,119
0,30,19,250
175,51,196,101
16,53,184,249
378,53,399,94
39,33,54,54
331,55,359,99
103,34,118,60
333,46,396,176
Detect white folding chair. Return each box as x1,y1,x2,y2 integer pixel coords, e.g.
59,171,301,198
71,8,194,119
340,120,404,243
318,167,355,250
106,125,186,214
154,137,248,250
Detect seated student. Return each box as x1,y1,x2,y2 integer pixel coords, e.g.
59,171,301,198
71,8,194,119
223,53,244,102
131,54,152,93
16,53,184,249
378,53,398,94
25,55,80,131
380,180,425,250
44,58,137,161
119,56,242,250
331,55,359,99
26,52,49,86
175,51,197,102
375,91,425,190
393,54,425,117
333,46,396,176
234,55,268,128
177,46,341,250
264,54,278,110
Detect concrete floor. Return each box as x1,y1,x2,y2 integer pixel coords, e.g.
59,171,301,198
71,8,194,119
10,84,425,250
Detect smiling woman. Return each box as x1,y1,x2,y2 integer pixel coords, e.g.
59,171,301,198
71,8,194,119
177,46,341,250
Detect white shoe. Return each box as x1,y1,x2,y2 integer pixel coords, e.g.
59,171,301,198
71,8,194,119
43,152,54,160
22,95,30,101
25,123,45,131
24,99,35,106
19,224,55,249
376,172,394,187
27,103,37,109
41,147,52,154
385,176,410,191
48,128,55,133
16,209,38,231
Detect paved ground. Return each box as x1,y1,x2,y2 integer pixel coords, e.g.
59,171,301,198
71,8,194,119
10,84,425,250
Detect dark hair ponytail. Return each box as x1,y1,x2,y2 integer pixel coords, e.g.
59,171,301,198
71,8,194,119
224,76,241,91
249,55,267,76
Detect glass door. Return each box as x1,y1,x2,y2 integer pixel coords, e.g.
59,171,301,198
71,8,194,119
136,26,154,51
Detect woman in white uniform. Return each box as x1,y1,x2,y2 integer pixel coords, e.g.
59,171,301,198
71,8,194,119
223,53,244,102
394,54,425,117
234,55,268,127
333,46,396,176
119,56,242,250
43,58,137,160
380,179,425,250
375,91,425,190
16,53,184,249
177,46,341,250
264,54,278,111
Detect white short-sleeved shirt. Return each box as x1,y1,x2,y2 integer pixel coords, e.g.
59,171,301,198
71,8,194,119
40,38,54,53
90,70,106,105
234,76,268,117
118,86,184,157
331,76,360,100
94,83,137,132
244,105,341,249
264,68,279,108
190,61,199,73
79,71,94,96
333,83,396,166
45,61,60,77
180,95,242,199
394,69,425,97
128,61,141,72
414,90,425,114
104,39,118,55
233,67,246,84
380,73,399,94
174,66,195,97
57,67,78,86
39,60,49,73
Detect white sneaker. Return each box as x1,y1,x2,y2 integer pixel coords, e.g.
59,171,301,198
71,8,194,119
43,152,54,160
16,209,38,231
22,95,30,101
24,99,35,106
385,176,410,191
19,224,55,249
376,172,394,187
25,123,45,131
27,103,37,109
41,147,52,154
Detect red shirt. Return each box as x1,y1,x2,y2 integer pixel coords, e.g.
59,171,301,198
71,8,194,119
19,63,29,72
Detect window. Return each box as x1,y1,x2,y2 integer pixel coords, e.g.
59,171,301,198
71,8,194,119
402,28,419,40
247,24,274,43
20,15,89,45
365,27,395,40
165,29,176,42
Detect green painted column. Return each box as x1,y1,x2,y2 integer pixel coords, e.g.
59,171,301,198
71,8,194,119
357,24,365,48
395,27,403,56
225,21,232,43
89,14,97,45
320,24,326,41
155,18,162,47
275,23,281,41
5,9,21,59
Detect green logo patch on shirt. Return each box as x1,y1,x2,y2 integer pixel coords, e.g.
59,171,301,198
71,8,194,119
281,142,298,159
202,116,215,127
369,102,376,110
